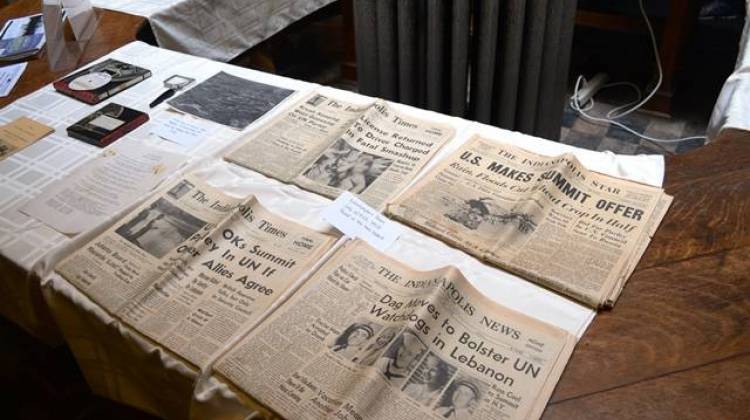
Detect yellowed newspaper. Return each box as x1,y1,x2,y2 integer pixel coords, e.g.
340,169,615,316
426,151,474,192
387,135,672,308
56,175,337,368
225,93,369,182
214,240,575,420
225,92,455,208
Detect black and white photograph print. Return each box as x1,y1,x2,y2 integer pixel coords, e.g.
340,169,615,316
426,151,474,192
302,139,393,194
444,196,537,234
167,71,294,130
374,329,427,386
306,94,326,107
354,325,400,366
115,198,207,259
433,375,487,419
329,321,382,360
167,179,195,200
402,352,456,405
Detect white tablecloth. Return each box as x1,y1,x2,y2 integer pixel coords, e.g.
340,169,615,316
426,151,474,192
0,42,667,419
90,0,338,61
708,6,750,139
0,41,309,341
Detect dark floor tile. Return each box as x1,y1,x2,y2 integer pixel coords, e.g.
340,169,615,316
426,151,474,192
606,125,641,143
561,129,603,151
605,114,651,143
635,139,675,155
561,105,579,128
597,136,641,155
682,119,709,138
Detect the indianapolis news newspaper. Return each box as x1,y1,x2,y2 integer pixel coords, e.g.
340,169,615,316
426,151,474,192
53,171,578,420
387,135,673,309
56,175,337,368
225,92,455,208
215,239,576,420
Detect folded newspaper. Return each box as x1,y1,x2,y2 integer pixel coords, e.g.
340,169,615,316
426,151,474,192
387,135,673,309
214,239,576,420
56,175,337,368
225,92,455,208
53,168,580,419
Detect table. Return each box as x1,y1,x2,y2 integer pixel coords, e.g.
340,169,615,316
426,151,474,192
89,0,338,61
543,127,750,418
0,38,665,419
0,0,144,343
0,0,145,109
2,6,747,420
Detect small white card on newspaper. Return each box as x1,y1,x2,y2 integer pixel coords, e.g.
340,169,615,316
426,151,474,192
322,192,401,251
151,116,210,150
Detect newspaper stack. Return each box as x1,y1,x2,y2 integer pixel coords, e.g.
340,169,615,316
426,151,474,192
387,135,672,308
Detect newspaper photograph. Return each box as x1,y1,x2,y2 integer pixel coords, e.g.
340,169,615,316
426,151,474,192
387,135,673,308
57,176,242,313
56,175,337,368
225,92,455,208
214,240,576,420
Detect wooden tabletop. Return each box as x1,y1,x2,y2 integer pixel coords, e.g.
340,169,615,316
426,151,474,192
545,128,750,418
2,1,749,418
0,0,144,109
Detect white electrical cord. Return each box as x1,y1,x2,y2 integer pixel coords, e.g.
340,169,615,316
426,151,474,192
569,0,708,145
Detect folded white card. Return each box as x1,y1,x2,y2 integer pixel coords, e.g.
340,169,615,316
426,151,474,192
322,191,401,251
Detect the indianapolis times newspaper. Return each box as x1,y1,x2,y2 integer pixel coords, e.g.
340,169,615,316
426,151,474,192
225,92,455,208
387,135,673,308
56,175,337,368
215,240,575,420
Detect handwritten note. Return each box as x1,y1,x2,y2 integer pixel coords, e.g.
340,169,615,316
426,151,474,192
151,116,210,150
322,192,401,251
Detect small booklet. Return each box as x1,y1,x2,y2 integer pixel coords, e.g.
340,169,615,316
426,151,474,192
67,103,149,147
53,58,151,104
0,14,46,62
225,92,455,208
0,116,54,160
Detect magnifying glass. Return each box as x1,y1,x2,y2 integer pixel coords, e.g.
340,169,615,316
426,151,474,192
149,75,195,108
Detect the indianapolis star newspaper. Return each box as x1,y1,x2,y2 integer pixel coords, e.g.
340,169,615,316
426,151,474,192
387,135,673,309
225,92,455,208
215,239,576,420
56,175,337,368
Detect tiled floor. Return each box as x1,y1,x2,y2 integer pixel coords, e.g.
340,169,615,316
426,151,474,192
559,102,708,155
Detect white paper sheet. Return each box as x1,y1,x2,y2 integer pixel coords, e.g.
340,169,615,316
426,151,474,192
20,143,185,235
151,115,211,150
0,62,27,97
